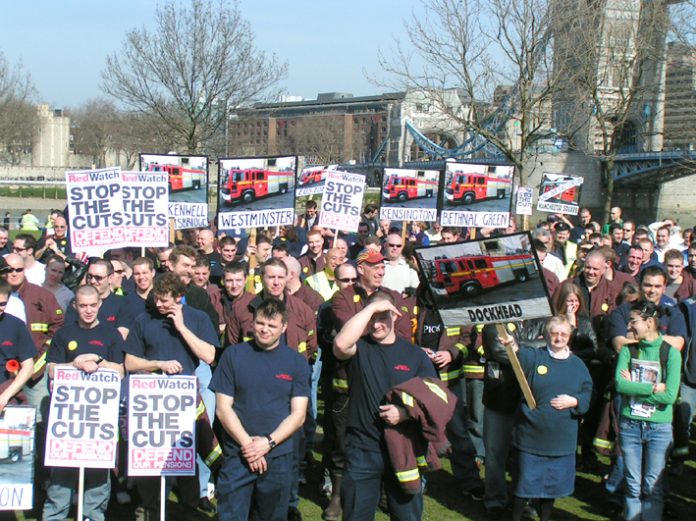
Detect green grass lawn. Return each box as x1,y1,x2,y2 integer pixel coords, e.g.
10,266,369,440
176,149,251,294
8,446,696,521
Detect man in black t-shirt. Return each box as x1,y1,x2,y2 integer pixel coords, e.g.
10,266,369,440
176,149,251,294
43,285,125,521
334,291,436,521
211,299,309,521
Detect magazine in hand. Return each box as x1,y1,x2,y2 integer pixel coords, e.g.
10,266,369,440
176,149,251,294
629,358,660,418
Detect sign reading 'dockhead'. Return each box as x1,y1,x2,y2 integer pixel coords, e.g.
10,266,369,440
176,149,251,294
0,406,36,510
217,155,297,230
140,153,209,230
318,170,366,233
380,167,440,223
536,172,584,215
439,163,514,228
415,232,552,327
45,367,121,469
128,375,197,477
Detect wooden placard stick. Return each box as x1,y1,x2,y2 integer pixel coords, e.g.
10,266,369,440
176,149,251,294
401,222,408,244
245,228,258,293
495,323,536,409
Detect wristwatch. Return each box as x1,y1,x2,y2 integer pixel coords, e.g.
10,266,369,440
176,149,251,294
265,435,277,450
95,357,104,365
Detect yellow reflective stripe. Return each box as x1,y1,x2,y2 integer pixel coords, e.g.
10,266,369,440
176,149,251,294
438,368,462,382
454,343,468,355
308,330,315,337
395,468,420,483
196,401,206,418
204,444,223,467
592,438,614,450
476,345,484,355
353,294,361,303
55,309,63,315
298,342,307,353
475,324,484,333
332,378,349,391
34,352,47,374
242,336,253,342
463,365,485,373
424,380,448,403
31,323,49,332
416,455,427,467
446,327,461,337
401,392,415,408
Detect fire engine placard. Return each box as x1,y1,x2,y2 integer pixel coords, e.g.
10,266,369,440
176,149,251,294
217,155,297,230
45,367,121,469
415,232,553,327
128,375,197,477
0,406,36,510
139,153,209,230
318,170,366,232
380,168,440,222
439,163,514,228
297,163,338,198
536,173,583,215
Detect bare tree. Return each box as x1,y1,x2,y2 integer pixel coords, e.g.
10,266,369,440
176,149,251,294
70,98,120,168
0,50,38,165
101,0,286,154
554,0,674,220
377,0,573,191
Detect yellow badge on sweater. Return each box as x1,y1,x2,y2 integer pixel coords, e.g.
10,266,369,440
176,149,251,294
537,365,548,376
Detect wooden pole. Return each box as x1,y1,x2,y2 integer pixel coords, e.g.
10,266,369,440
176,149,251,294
401,222,408,244
495,323,536,409
245,228,258,293
76,467,85,521
332,229,339,248
160,476,166,521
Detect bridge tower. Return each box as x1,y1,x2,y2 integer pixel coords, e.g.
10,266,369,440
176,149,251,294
553,0,681,154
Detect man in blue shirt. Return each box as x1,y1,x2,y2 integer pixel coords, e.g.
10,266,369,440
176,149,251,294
211,299,309,521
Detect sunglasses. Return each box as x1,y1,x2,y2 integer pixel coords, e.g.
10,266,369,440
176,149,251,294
387,243,403,248
338,277,357,283
6,267,24,273
86,273,107,282
12,247,27,253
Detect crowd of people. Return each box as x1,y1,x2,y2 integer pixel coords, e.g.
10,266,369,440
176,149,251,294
0,202,693,521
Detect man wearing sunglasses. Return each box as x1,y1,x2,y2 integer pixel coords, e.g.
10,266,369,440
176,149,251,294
382,233,419,295
13,234,46,285
64,260,134,341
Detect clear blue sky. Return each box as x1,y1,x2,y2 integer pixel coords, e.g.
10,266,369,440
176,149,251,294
0,0,422,109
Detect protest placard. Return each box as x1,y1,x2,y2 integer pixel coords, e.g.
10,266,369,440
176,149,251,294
536,172,584,215
380,168,439,223
440,163,514,228
415,232,552,327
128,375,197,477
515,186,534,216
140,154,209,230
66,167,124,256
44,367,121,469
318,170,366,233
0,406,36,510
120,171,169,247
217,155,296,231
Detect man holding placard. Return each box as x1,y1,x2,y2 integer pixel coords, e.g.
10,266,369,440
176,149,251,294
43,285,125,521
211,299,310,521
124,273,219,518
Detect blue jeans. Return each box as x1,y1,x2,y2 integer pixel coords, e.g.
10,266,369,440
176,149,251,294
217,452,293,521
466,379,485,459
342,446,423,521
447,379,482,491
483,407,515,510
196,362,216,497
42,468,110,521
619,419,672,521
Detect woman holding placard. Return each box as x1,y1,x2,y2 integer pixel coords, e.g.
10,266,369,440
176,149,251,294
502,316,592,521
